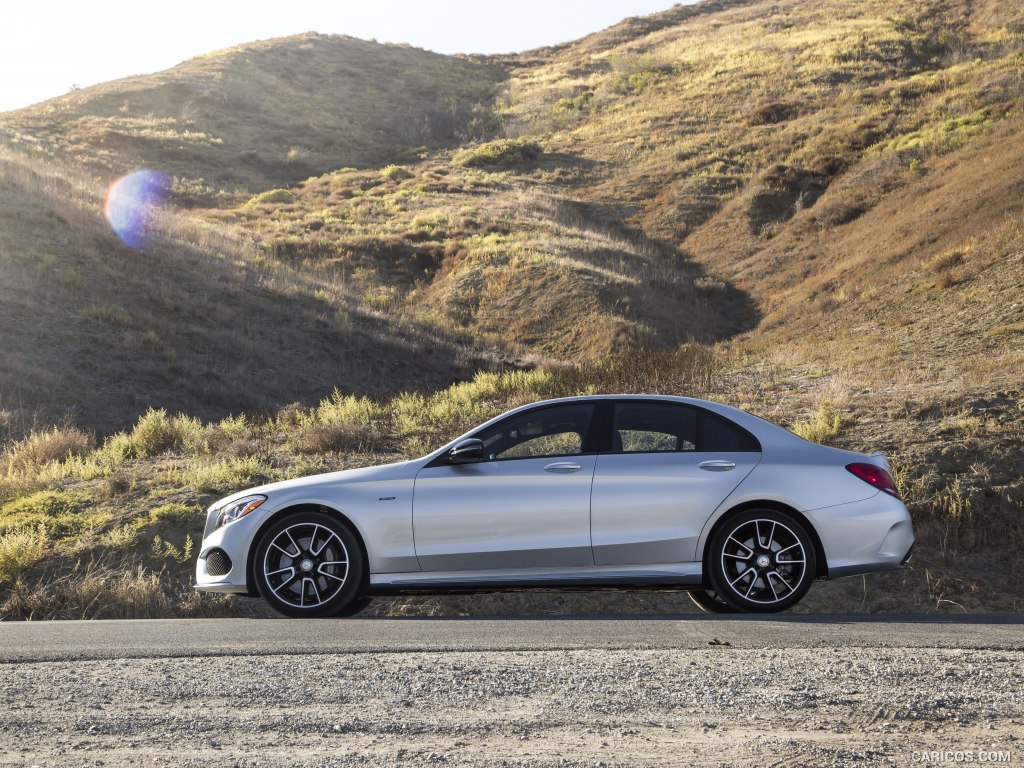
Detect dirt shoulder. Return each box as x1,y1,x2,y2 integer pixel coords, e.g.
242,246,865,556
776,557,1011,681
2,646,1021,767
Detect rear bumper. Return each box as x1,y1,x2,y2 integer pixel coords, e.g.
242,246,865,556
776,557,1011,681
805,492,915,580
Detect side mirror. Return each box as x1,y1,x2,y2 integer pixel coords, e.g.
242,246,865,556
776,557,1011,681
448,438,484,464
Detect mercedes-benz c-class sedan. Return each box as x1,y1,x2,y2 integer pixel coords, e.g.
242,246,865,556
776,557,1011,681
195,395,914,616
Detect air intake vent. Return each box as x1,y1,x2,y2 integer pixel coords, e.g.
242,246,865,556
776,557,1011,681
205,548,232,577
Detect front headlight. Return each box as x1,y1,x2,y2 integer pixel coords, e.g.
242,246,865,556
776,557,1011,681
214,494,267,530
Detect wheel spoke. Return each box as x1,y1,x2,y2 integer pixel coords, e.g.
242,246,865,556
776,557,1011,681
743,575,759,598
726,536,753,558
266,566,294,578
270,541,297,557
307,524,322,556
305,577,322,605
764,521,777,550
311,528,340,557
284,529,302,557
769,570,794,592
270,570,299,595
729,567,757,588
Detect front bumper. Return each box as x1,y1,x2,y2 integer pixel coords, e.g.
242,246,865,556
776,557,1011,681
805,491,915,579
194,515,256,595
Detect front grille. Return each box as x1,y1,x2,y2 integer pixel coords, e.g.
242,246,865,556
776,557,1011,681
205,548,232,577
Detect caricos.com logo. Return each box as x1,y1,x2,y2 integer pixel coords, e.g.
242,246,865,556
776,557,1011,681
910,751,1013,764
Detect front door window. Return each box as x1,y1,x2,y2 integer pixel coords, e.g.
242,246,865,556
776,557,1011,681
474,403,595,460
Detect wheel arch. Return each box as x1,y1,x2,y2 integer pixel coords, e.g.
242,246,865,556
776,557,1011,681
246,503,371,598
702,500,828,579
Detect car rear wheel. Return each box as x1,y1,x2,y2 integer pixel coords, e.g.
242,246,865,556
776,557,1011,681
253,511,364,618
708,509,816,613
688,589,734,614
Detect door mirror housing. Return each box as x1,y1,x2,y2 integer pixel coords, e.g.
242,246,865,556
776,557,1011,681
448,438,484,464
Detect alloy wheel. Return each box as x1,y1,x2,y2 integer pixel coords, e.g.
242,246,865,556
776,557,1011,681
719,517,807,605
262,521,350,609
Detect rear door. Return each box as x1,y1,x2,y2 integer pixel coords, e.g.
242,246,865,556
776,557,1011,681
590,401,761,565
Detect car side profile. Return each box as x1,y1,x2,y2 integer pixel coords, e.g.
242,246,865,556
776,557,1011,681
194,395,915,616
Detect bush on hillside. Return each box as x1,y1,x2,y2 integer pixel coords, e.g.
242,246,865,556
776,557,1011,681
2,426,93,474
244,188,296,207
455,138,542,169
380,164,415,181
104,408,204,460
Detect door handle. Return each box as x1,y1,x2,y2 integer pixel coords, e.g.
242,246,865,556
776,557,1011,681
699,460,736,471
544,462,581,473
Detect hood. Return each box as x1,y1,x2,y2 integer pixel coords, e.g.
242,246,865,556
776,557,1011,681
210,458,416,509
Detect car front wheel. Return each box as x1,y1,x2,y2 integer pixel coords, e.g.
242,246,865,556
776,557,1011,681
253,511,364,618
707,509,816,613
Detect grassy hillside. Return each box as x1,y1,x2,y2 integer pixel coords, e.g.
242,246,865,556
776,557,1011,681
0,148,501,434
0,0,1022,617
0,33,503,193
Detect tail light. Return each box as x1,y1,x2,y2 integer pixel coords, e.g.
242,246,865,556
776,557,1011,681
846,462,900,498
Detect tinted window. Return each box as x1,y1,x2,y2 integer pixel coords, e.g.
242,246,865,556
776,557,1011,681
701,410,760,451
610,402,759,453
614,403,696,452
475,404,595,460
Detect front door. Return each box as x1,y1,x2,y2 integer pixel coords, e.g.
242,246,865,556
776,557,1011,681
412,403,598,572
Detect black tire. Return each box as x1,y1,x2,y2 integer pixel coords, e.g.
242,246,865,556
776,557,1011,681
688,589,735,614
707,509,817,613
253,511,364,618
334,596,374,618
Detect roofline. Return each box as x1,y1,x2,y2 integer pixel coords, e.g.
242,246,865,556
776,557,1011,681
419,393,790,463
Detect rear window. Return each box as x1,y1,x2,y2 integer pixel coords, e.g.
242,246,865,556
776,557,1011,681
610,402,760,453
700,410,760,451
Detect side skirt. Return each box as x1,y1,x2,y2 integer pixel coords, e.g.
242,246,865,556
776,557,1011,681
368,562,702,595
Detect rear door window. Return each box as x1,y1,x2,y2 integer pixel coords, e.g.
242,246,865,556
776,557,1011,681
610,402,759,453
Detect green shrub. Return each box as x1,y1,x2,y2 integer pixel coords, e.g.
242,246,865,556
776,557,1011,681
151,533,194,563
380,164,415,181
286,391,388,454
103,408,204,461
0,490,95,540
244,188,296,207
0,525,47,585
183,456,273,495
879,109,992,154
791,400,845,444
143,502,202,528
455,138,542,169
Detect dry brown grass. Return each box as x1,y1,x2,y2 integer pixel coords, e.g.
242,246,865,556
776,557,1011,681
2,426,93,474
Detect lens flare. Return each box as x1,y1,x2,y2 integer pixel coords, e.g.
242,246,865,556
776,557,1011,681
104,169,170,248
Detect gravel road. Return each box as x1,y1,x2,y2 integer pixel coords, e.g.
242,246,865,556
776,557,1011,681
1,620,1022,767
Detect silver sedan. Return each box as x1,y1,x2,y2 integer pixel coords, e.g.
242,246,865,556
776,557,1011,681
194,395,914,615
